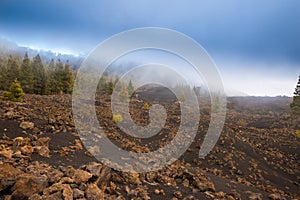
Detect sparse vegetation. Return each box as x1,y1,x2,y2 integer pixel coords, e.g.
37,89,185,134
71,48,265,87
112,113,123,122
118,84,129,102
290,75,300,115
3,79,24,102
212,96,221,113
127,80,135,96
144,102,149,109
0,53,75,95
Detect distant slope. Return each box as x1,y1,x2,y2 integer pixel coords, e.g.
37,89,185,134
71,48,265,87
0,37,84,69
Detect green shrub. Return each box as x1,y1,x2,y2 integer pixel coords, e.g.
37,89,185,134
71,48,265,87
112,114,123,122
3,79,24,102
144,102,149,109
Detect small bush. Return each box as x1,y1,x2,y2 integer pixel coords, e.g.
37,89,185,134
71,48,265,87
3,79,24,102
295,130,300,137
144,102,149,109
112,114,123,122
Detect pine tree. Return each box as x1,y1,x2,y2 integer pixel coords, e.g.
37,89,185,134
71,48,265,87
63,60,74,94
105,78,114,94
47,59,56,94
118,84,129,102
290,75,300,115
53,59,65,94
3,79,24,102
0,62,7,90
97,76,106,91
32,54,47,94
127,80,135,96
193,86,201,97
6,55,20,90
20,53,34,93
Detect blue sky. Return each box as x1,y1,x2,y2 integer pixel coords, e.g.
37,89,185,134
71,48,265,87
0,0,299,96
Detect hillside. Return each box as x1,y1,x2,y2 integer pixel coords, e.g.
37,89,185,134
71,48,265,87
0,90,299,199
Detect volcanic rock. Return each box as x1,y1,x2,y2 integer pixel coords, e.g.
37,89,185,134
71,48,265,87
0,164,20,191
34,146,51,158
73,188,85,199
85,184,104,200
19,121,34,130
73,169,92,184
11,173,48,199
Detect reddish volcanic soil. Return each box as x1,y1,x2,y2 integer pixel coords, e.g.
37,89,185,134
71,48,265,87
0,90,299,200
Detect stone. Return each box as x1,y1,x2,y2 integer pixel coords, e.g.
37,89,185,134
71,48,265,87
20,145,33,156
11,174,48,199
174,191,183,198
62,184,73,200
34,146,51,158
47,170,64,184
73,188,85,199
44,191,62,200
0,148,13,159
4,111,15,119
79,182,87,191
69,139,83,150
19,121,34,130
154,189,160,195
73,169,93,184
249,193,262,200
83,162,103,177
37,137,51,147
268,193,285,200
28,193,42,200
96,166,111,189
0,164,20,191
194,179,215,192
43,183,73,200
59,177,74,184
85,184,104,200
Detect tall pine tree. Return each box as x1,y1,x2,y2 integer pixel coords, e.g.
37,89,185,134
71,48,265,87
63,60,74,94
20,53,34,93
47,58,56,94
53,59,65,94
6,55,20,90
0,62,7,90
290,75,300,115
127,80,135,96
32,54,47,94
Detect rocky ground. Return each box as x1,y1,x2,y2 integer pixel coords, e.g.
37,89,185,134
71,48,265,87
0,90,299,200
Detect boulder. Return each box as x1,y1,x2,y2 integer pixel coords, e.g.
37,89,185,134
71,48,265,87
34,146,51,158
62,184,73,200
0,164,20,191
73,188,85,199
82,162,103,177
19,121,34,130
11,173,48,199
73,169,92,184
249,193,262,200
20,145,33,156
85,184,104,200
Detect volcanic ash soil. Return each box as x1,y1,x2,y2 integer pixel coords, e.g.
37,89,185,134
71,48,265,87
0,90,299,200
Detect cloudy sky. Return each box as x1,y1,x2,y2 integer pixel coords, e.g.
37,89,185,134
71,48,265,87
0,0,299,96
